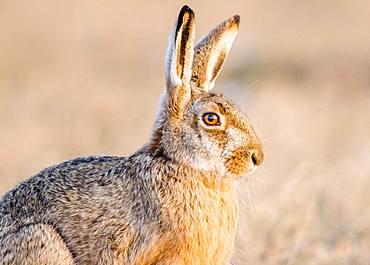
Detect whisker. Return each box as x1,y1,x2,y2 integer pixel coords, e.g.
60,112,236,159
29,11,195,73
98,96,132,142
261,135,281,142
246,79,259,91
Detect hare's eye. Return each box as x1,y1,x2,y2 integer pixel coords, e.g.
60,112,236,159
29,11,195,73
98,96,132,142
202,113,221,126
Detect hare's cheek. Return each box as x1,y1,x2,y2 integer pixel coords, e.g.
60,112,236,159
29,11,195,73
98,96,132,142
225,127,246,150
201,129,227,153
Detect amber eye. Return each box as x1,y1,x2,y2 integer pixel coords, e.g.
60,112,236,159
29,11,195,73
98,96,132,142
202,112,221,126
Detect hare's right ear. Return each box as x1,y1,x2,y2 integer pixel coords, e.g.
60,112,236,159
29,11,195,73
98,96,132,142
165,5,195,119
191,15,240,92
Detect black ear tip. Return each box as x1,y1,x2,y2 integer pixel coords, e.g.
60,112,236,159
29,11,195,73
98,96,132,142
223,15,240,29
176,5,195,32
233,15,240,24
179,5,194,16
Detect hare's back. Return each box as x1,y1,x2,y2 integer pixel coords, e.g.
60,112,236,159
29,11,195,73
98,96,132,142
0,155,125,237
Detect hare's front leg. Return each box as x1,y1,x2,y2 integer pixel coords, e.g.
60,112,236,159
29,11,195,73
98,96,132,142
0,224,75,265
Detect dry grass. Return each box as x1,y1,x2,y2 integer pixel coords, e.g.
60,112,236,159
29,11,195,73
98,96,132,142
1,1,370,264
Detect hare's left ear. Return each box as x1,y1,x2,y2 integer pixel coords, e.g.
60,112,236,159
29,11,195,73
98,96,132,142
191,15,240,92
165,5,195,119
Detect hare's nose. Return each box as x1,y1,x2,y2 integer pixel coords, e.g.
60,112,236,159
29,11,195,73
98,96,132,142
251,149,264,166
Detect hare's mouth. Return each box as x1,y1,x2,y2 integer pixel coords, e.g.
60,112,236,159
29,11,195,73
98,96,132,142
224,158,249,178
233,164,259,177
248,165,259,175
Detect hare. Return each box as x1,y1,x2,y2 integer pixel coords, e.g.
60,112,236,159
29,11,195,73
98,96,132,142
0,5,264,265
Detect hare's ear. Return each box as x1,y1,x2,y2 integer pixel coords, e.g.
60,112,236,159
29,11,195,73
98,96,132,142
165,5,195,119
191,15,240,92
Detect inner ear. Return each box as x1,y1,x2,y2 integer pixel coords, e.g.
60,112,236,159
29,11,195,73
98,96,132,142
175,8,193,81
191,15,240,92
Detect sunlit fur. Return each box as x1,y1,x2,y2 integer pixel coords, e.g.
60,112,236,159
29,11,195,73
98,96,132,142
0,5,263,265
148,91,264,180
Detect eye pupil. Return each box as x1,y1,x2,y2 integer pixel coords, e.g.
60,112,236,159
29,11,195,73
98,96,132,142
202,113,220,126
208,115,215,122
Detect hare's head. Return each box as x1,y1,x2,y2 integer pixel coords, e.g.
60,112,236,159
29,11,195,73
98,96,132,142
148,6,264,180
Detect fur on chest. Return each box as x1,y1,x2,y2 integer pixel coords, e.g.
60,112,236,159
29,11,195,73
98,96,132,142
151,177,239,264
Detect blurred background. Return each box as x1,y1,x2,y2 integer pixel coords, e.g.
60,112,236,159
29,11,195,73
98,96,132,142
0,0,369,264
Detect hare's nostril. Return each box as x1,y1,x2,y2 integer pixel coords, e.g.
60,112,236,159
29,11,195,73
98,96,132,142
251,152,258,166
250,149,264,166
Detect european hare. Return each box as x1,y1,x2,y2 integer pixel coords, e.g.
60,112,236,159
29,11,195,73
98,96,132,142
0,5,264,265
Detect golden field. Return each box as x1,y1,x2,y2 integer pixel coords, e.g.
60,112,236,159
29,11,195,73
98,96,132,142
0,1,369,264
